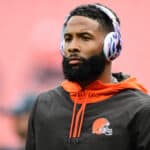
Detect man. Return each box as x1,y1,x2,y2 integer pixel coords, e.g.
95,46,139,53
26,3,150,150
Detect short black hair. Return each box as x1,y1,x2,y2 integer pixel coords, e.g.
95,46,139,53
64,3,120,33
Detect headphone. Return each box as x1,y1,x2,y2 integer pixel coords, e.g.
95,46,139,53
60,4,122,61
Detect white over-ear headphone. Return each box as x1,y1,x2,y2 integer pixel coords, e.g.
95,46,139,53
95,4,122,61
61,4,122,61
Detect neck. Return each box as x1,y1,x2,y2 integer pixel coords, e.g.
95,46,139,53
97,62,112,83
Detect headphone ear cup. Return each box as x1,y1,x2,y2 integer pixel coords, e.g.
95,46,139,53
103,32,121,61
60,39,65,55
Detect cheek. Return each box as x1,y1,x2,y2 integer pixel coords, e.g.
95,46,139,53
82,42,103,58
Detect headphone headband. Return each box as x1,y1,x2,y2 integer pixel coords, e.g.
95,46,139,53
95,4,120,33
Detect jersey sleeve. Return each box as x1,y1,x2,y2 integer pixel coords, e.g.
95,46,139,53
131,102,150,150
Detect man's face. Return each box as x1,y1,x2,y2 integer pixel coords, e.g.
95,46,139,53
62,16,107,82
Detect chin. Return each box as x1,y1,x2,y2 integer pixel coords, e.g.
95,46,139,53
62,52,106,82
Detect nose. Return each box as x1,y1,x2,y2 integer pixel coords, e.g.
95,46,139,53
67,39,80,53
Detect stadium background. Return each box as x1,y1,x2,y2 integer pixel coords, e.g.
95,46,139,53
0,0,150,147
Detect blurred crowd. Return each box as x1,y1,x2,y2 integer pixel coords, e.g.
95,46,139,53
0,56,63,149
0,94,36,150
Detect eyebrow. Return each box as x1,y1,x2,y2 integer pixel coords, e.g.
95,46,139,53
77,32,92,36
64,32,93,37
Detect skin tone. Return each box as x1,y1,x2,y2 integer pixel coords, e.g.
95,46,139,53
14,113,29,146
63,16,112,87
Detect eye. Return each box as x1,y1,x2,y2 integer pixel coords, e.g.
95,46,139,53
82,36,91,41
65,38,71,42
64,35,72,42
80,33,92,41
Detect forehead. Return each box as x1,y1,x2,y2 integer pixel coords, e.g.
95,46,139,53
64,16,101,33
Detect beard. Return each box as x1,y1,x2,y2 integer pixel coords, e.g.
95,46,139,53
62,51,106,83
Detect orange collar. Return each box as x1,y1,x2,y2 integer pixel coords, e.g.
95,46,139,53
61,77,147,104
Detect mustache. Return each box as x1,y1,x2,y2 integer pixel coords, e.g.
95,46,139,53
64,54,86,62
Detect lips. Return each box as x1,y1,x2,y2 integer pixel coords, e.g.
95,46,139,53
68,57,82,65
